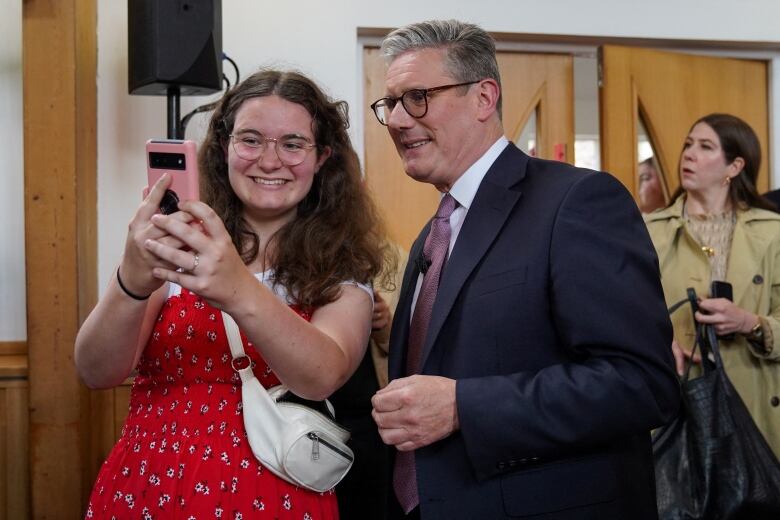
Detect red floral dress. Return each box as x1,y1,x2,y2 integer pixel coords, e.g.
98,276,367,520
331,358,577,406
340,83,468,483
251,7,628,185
85,287,339,520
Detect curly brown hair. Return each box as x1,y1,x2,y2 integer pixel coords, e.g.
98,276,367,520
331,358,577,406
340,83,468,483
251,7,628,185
198,69,394,309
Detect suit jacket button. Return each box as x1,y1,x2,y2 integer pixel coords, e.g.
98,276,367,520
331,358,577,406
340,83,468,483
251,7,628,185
497,462,506,470
508,460,517,468
771,396,780,407
530,456,540,462
753,274,764,284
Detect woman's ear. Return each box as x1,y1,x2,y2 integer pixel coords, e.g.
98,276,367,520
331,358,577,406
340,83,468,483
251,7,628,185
222,140,230,161
314,146,332,173
730,156,746,177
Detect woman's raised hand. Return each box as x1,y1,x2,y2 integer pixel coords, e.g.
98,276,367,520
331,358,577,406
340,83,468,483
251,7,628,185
119,173,194,297
143,199,256,311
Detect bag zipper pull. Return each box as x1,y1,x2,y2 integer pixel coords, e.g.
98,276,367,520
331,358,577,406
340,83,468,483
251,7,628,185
309,432,320,460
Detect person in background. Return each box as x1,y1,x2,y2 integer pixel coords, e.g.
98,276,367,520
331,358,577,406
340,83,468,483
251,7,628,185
761,187,780,211
75,69,392,518
369,19,679,519
645,112,780,456
332,244,406,520
639,156,666,213
367,244,408,390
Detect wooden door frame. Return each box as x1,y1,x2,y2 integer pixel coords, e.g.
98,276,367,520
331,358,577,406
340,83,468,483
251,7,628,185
357,30,780,188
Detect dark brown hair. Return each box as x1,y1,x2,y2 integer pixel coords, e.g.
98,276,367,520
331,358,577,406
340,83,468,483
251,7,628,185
199,69,394,308
670,113,774,211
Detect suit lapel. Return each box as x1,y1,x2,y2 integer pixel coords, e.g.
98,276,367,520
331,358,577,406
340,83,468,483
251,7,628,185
419,144,527,371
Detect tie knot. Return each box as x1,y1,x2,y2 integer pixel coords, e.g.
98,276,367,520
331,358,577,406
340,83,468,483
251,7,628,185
435,194,458,219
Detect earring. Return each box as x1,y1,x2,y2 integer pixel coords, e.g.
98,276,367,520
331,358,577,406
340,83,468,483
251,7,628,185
723,176,732,186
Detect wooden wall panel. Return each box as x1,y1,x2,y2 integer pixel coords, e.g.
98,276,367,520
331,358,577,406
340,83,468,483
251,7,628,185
0,378,30,520
22,0,97,517
0,343,25,356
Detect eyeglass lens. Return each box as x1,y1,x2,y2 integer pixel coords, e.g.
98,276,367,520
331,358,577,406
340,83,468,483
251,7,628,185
231,134,313,166
372,81,480,125
374,90,428,125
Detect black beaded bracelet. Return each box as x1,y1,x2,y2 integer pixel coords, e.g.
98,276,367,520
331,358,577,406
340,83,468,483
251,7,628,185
116,266,151,301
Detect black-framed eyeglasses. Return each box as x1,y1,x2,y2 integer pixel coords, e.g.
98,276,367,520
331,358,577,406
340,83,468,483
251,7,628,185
229,132,316,166
370,80,481,126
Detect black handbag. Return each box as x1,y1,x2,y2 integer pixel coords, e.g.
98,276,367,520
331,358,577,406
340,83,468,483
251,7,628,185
653,288,780,520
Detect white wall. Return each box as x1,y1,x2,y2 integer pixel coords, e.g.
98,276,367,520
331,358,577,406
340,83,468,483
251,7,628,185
1,0,25,340
3,1,780,339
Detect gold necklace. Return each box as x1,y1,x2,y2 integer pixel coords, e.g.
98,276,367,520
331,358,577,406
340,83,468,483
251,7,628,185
682,201,735,258
701,245,715,257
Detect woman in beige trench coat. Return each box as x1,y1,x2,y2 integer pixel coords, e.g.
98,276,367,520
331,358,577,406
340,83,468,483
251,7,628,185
645,113,780,456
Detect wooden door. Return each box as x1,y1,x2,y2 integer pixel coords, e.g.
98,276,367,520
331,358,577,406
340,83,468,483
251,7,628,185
599,45,769,202
363,48,573,250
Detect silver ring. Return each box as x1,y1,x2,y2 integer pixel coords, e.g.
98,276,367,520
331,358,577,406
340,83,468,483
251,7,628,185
192,254,200,272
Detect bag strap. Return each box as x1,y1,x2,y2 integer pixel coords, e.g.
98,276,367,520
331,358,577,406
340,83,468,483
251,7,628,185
700,318,724,370
669,288,721,381
222,311,272,390
666,288,702,331
221,311,339,419
222,311,247,359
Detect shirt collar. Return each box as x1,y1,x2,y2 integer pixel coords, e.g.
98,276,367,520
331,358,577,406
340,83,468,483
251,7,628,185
448,136,509,210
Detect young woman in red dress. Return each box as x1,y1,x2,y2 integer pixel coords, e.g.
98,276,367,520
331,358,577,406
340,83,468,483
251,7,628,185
76,69,392,519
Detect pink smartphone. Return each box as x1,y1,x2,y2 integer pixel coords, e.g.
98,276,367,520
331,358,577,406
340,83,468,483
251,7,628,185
145,139,200,214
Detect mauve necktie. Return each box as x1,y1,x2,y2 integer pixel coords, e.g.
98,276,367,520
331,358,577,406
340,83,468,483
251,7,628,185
393,193,458,514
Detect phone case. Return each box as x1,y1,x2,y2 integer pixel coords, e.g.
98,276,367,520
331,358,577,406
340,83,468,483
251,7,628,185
710,281,735,340
710,281,733,301
145,139,200,204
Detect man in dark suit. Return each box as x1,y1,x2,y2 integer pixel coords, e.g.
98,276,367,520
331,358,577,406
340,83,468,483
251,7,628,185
369,20,680,519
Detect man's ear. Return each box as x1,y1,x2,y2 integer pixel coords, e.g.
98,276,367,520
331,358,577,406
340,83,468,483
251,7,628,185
475,79,500,122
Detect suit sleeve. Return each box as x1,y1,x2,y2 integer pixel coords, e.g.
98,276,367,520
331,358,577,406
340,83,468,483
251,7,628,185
456,172,680,481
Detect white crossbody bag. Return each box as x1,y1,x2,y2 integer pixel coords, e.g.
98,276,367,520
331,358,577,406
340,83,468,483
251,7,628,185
222,312,354,492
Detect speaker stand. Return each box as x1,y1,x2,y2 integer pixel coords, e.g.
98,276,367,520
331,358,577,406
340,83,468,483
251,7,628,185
167,86,182,139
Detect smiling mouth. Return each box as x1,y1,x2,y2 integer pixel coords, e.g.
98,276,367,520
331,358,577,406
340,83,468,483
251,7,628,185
252,178,288,185
403,139,431,150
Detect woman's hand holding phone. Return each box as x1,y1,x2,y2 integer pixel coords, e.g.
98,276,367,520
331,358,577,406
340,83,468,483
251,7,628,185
119,173,178,296
117,139,203,294
695,297,759,338
144,199,257,312
120,174,200,297
141,139,252,308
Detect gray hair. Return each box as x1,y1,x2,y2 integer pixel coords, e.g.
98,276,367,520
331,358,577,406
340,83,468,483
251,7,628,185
381,19,502,116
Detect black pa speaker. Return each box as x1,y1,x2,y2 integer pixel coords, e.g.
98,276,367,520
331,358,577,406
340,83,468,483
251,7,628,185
128,0,223,96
